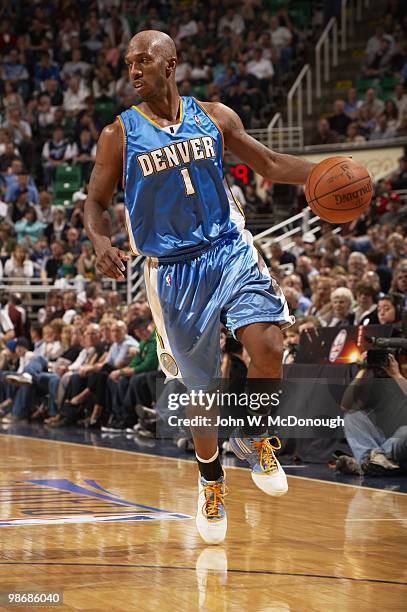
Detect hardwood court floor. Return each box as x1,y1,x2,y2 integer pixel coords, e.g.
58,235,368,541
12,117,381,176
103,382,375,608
0,435,405,612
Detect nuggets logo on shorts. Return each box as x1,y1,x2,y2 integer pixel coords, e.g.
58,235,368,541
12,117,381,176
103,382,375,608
160,353,179,376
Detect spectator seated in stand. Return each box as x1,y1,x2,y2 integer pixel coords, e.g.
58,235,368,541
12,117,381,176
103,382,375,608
311,118,340,146
104,317,158,432
56,320,138,428
325,288,355,327
327,100,352,139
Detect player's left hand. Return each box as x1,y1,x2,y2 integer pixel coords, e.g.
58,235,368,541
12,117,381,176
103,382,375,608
96,246,129,280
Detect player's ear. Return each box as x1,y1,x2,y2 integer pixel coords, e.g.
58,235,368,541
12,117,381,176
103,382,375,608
166,57,177,76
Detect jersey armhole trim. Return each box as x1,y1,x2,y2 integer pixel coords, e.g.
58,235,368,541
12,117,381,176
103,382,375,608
193,98,225,159
116,115,126,190
225,174,245,219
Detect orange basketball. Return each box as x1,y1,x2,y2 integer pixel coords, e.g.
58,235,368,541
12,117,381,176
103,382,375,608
304,156,373,224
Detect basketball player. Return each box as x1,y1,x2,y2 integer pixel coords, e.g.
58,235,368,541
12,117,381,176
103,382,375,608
84,31,314,544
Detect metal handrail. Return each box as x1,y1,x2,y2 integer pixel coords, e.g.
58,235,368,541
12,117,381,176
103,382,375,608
284,226,342,251
254,210,307,241
0,283,56,293
268,112,283,150
301,135,407,153
315,17,338,98
257,213,322,250
0,277,50,283
287,64,312,146
247,126,304,150
287,0,370,134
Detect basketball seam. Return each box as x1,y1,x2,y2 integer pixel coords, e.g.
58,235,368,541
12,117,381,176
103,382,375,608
311,158,354,198
307,176,371,206
308,158,348,203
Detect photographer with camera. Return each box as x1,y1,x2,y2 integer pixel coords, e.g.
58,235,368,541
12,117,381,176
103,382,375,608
339,340,407,475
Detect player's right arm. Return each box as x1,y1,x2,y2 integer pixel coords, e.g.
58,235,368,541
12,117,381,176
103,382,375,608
84,121,129,281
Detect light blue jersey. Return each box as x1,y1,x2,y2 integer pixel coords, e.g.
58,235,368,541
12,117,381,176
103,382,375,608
118,96,244,259
119,96,293,386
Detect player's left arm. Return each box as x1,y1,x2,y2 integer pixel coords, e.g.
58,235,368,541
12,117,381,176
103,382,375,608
206,102,315,184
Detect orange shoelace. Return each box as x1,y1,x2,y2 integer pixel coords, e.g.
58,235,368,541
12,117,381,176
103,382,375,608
252,436,282,473
203,482,227,519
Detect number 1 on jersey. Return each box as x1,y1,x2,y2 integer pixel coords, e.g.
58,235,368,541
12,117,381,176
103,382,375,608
180,168,195,196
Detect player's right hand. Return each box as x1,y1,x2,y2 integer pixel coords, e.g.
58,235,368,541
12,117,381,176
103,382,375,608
96,246,130,280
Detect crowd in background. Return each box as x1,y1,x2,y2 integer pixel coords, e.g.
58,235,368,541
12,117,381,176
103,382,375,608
313,1,407,146
0,212,406,433
0,0,322,194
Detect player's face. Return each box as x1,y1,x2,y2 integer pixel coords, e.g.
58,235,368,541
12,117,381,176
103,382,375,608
125,46,168,101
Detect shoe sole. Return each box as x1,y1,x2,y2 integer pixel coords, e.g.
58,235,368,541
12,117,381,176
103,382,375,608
137,430,154,438
195,517,227,544
252,471,288,496
362,463,400,476
229,438,288,496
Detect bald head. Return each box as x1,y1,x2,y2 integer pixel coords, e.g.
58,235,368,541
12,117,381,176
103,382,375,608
127,30,177,61
125,30,178,101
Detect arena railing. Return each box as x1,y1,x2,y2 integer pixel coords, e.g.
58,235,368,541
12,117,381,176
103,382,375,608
287,0,370,137
315,17,338,99
287,64,312,147
299,135,407,154
247,112,304,151
253,206,342,254
0,277,53,291
316,0,370,98
0,278,61,321
0,276,127,315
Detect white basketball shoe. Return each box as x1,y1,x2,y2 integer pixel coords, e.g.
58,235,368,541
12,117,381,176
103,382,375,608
196,471,227,544
229,432,288,496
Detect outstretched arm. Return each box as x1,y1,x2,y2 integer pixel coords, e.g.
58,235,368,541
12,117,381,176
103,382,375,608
84,121,129,280
205,102,314,184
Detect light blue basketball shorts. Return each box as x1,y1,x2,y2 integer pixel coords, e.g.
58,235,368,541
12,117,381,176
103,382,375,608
144,230,294,386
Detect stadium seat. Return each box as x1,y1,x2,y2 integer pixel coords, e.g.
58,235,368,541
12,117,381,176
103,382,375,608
355,77,380,92
53,178,82,206
381,76,398,93
55,165,82,183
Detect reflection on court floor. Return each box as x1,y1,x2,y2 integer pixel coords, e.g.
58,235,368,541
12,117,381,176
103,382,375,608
0,478,191,526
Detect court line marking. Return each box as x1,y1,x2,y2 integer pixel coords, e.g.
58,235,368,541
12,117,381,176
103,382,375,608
2,432,407,497
346,518,407,521
0,561,405,586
